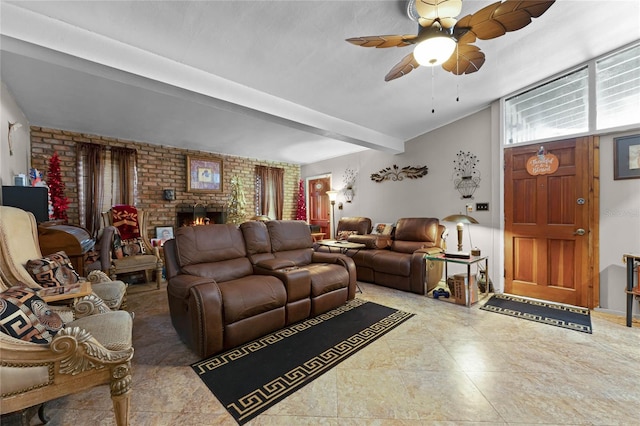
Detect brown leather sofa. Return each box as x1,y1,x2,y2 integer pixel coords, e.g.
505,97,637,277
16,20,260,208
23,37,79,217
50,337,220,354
241,220,356,319
321,217,445,295
164,221,356,357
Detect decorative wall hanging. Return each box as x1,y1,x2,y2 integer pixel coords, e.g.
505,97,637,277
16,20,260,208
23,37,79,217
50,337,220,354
526,146,559,176
370,165,429,182
342,167,357,202
452,151,480,199
614,134,640,180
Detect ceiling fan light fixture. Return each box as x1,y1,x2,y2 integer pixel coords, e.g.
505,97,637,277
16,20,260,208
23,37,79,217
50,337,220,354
413,35,456,66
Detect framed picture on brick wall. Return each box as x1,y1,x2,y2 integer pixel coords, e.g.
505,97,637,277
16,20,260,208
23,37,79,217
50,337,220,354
186,155,223,192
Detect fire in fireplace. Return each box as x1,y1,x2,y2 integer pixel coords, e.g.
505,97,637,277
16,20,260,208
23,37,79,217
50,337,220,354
175,204,227,227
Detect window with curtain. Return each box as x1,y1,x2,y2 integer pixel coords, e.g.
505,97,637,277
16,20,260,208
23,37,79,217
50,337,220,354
255,165,284,220
77,143,138,237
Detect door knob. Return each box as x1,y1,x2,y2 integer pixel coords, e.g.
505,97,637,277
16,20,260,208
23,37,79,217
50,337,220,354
574,228,586,236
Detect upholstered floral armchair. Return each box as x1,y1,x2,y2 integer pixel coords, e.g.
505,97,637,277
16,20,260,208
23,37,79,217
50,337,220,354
0,280,134,425
102,206,163,289
0,206,126,311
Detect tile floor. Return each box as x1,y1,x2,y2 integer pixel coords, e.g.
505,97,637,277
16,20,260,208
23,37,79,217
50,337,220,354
42,281,640,425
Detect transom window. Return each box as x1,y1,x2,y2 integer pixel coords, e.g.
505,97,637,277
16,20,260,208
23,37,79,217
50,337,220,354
504,43,640,145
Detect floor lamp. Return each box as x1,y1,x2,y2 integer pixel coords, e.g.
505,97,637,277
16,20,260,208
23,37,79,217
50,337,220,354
442,213,478,252
326,190,339,239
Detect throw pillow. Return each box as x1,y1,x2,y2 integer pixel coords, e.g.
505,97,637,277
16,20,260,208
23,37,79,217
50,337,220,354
0,284,64,344
337,230,358,241
371,223,394,235
26,251,81,288
121,237,146,256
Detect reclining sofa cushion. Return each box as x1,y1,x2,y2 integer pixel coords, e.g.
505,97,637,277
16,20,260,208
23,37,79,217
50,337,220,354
336,216,372,235
391,218,440,253
167,223,287,357
175,224,253,281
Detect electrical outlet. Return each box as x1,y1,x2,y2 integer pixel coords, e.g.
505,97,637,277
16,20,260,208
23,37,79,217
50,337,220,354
476,202,489,211
466,203,473,212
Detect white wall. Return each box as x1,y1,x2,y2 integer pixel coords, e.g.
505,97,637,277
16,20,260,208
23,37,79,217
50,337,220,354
303,108,640,314
598,130,640,317
303,107,500,285
0,81,30,191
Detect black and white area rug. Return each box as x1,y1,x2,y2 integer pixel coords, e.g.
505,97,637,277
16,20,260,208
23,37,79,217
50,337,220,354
191,299,414,424
480,293,592,333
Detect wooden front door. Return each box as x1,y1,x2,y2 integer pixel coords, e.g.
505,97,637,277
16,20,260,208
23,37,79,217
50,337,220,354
308,177,330,237
504,137,599,308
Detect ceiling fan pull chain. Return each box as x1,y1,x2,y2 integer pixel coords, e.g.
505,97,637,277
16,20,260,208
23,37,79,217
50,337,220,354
456,44,460,102
431,67,436,114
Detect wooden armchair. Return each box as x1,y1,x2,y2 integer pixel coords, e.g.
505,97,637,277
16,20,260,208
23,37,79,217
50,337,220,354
0,206,126,311
102,206,163,289
0,279,134,425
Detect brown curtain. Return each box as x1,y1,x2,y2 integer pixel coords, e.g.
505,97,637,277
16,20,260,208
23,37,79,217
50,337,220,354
111,147,137,205
272,167,284,220
77,143,105,237
255,165,284,219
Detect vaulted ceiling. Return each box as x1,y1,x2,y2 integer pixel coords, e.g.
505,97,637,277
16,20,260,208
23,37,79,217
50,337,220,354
1,1,639,164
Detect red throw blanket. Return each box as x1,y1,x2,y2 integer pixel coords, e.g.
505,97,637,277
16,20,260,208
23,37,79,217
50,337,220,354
111,205,140,240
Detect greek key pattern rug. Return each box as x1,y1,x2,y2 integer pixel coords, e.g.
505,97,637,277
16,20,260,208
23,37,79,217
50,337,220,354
192,299,414,424
480,293,592,333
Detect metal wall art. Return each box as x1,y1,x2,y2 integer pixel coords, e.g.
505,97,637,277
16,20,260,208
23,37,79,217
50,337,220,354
342,167,357,202
452,151,480,199
370,164,429,182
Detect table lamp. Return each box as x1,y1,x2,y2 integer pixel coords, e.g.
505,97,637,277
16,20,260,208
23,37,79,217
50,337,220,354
326,190,339,239
442,213,478,252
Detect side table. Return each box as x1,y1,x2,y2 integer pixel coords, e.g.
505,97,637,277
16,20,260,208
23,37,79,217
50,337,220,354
424,253,489,307
315,240,365,254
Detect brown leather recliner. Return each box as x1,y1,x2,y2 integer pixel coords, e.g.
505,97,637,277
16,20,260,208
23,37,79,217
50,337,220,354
164,224,287,358
346,218,445,294
335,216,372,237
241,220,357,319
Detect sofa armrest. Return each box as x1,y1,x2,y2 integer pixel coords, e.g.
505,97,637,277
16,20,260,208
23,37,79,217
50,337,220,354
167,274,217,301
407,247,445,294
188,281,224,358
347,234,391,249
256,258,296,271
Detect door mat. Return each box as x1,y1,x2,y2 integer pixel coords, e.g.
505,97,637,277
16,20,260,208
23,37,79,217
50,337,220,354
191,299,414,424
480,293,592,333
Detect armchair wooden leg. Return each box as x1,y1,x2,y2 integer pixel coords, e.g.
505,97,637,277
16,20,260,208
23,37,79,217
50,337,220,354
110,362,132,426
155,265,163,289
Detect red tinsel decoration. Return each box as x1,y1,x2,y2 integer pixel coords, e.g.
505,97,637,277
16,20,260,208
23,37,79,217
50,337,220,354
295,179,307,221
47,152,70,220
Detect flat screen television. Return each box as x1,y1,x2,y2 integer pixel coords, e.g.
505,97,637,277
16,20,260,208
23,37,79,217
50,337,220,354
2,186,50,223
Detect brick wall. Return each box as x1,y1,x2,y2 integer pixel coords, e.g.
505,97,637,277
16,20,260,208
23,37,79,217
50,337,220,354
30,127,300,238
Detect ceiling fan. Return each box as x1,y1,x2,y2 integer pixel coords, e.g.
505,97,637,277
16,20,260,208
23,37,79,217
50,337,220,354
346,0,555,81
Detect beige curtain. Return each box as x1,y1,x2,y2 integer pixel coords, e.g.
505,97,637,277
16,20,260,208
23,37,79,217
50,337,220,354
77,143,106,237
255,165,284,219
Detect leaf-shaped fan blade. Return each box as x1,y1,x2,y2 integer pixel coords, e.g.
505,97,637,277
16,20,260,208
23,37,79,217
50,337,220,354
385,52,420,81
416,0,462,25
442,44,486,75
460,0,555,41
346,34,417,48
